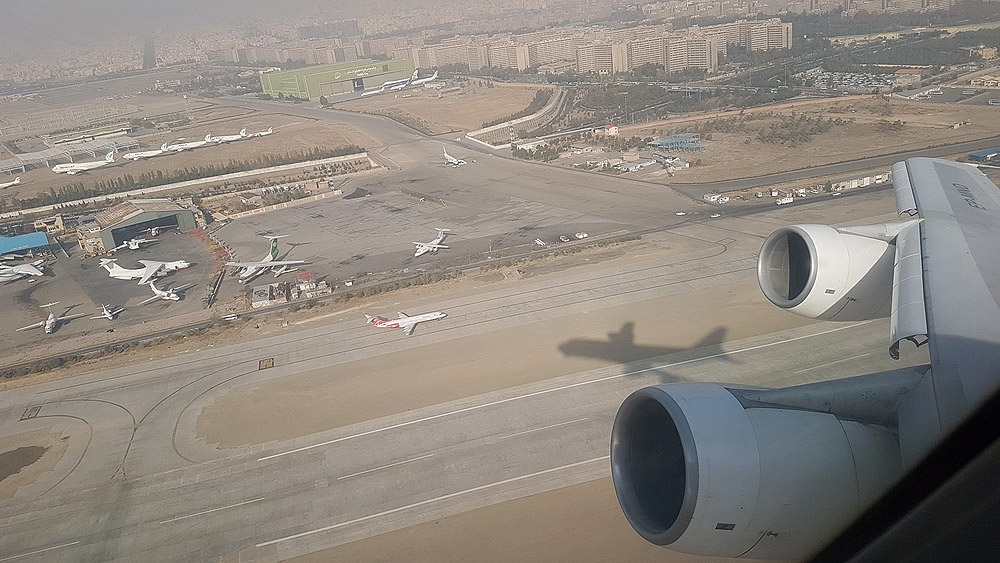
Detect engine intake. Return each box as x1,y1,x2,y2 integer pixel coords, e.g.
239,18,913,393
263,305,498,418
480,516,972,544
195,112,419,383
611,384,900,560
757,224,895,320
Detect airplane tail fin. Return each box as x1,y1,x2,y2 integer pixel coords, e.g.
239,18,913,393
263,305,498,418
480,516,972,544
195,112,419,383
431,70,438,79
160,142,168,151
204,133,213,142
365,314,385,326
13,177,20,184
105,150,115,161
240,127,247,136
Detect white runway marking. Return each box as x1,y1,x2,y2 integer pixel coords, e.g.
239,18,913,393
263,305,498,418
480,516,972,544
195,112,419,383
257,321,874,462
159,497,265,524
337,454,436,480
497,418,589,441
255,455,609,548
0,541,80,561
794,352,873,374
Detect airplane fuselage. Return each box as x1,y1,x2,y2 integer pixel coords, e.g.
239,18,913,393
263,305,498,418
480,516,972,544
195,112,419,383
52,160,110,174
369,311,446,330
0,177,20,189
122,150,163,161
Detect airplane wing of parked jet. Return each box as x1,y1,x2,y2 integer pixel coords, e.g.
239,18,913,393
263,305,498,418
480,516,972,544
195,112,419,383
134,262,164,285
15,320,45,332
610,158,1000,561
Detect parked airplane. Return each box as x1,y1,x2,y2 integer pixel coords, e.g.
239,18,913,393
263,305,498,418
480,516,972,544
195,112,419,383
52,150,115,175
0,177,21,189
365,310,446,335
225,235,305,284
413,228,450,257
208,128,248,144
0,260,45,283
248,127,273,138
443,148,467,167
411,70,439,86
165,134,211,152
389,70,420,91
16,302,86,334
139,281,194,305
99,258,191,284
122,142,168,161
142,225,174,237
91,304,124,320
609,158,1000,561
107,238,154,253
359,87,386,97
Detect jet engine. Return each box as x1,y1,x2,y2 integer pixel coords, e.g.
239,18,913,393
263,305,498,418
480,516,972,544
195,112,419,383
611,383,901,560
757,224,897,321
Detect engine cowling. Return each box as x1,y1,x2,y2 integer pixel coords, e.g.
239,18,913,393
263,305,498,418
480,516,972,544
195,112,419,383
611,384,900,560
757,224,895,320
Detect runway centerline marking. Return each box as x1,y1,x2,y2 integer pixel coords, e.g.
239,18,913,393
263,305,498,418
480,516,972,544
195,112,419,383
497,418,589,441
794,352,872,373
254,455,609,548
159,497,265,524
257,321,874,462
337,454,436,480
0,541,80,561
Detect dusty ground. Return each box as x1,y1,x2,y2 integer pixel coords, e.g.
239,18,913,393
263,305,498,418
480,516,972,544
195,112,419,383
337,82,549,135
621,97,999,184
197,279,811,448
0,110,376,209
0,428,68,501
293,477,722,563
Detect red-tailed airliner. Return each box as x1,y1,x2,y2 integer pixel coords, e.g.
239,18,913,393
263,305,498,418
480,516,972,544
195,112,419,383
365,311,446,335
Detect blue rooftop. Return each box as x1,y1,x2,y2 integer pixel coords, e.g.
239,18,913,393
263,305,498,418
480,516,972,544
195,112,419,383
0,232,49,254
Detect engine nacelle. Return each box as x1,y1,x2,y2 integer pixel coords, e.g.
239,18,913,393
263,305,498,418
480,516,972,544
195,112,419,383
757,224,895,320
611,384,900,560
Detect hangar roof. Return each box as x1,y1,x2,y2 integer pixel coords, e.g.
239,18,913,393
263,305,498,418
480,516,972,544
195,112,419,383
95,199,183,229
0,232,49,254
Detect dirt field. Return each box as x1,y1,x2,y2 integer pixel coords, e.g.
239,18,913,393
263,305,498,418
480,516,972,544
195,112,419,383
337,82,549,135
0,110,376,208
294,477,722,563
624,98,1000,184
0,428,68,501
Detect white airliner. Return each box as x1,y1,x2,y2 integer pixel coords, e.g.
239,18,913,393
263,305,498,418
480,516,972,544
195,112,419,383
389,70,420,91
413,228,450,257
142,225,173,237
52,150,115,175
225,235,305,284
360,87,386,97
411,70,439,86
248,127,273,138
165,134,211,152
91,304,124,320
122,142,169,161
16,302,86,334
0,177,21,189
443,148,467,167
99,258,191,284
139,281,194,305
208,128,248,143
107,238,154,253
365,310,447,335
0,260,45,283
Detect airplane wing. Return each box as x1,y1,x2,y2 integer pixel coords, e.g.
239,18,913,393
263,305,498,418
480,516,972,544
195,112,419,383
225,260,305,268
56,313,88,323
609,158,1000,561
13,263,44,276
139,295,163,305
15,321,44,332
171,283,196,293
136,261,164,284
403,323,415,336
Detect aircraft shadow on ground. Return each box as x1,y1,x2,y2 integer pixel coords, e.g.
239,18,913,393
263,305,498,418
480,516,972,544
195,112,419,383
558,322,733,384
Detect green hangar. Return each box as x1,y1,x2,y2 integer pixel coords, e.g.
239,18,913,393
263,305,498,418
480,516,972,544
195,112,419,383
260,59,415,99
77,199,200,255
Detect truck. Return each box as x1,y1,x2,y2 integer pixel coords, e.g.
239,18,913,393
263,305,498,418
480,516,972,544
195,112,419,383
776,196,794,205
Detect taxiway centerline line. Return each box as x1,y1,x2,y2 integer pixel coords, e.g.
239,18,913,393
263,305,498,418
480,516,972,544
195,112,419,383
337,454,436,480
257,321,874,462
0,541,80,562
497,418,589,441
254,455,610,548
159,497,265,524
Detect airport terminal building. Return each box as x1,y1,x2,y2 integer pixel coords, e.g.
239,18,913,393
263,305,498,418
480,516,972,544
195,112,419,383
77,199,199,254
259,59,415,99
